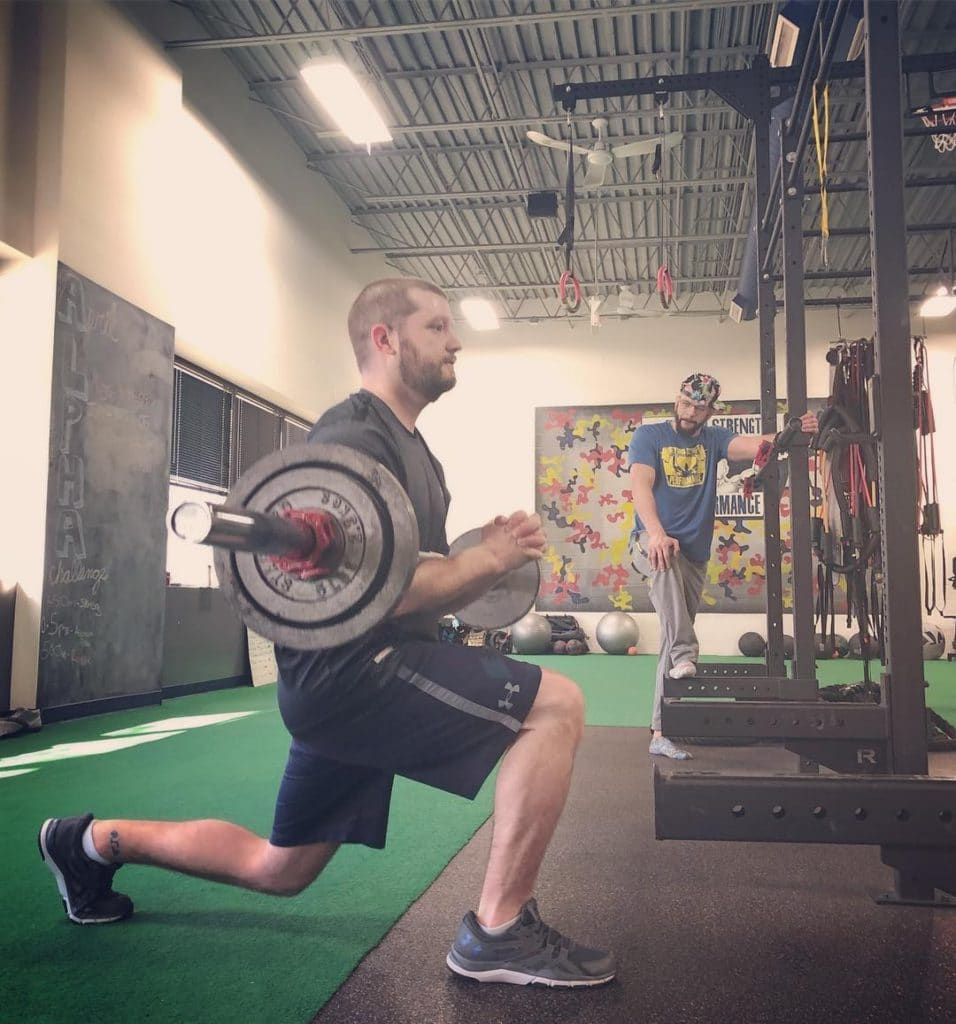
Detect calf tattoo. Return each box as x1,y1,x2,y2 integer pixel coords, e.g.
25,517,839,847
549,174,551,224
109,829,121,860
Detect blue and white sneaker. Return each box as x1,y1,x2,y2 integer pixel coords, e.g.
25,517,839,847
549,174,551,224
447,898,615,987
38,814,133,924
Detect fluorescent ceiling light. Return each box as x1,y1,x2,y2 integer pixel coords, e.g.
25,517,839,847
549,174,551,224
299,60,391,145
919,284,956,318
461,298,499,331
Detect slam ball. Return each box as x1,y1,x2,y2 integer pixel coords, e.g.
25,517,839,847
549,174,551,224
595,611,639,655
511,613,553,655
566,638,585,655
923,624,946,660
815,634,848,659
738,631,766,657
552,640,567,654
849,632,878,659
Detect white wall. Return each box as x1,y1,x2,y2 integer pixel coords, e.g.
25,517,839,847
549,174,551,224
3,0,390,706
420,307,956,654
0,1,67,707
69,1,390,420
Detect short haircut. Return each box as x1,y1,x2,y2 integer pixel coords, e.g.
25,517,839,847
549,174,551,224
347,277,447,369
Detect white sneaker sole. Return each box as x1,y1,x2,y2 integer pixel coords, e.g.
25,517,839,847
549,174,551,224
38,819,124,925
446,953,615,987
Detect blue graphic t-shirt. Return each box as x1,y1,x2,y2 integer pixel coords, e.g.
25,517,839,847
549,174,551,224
627,420,736,563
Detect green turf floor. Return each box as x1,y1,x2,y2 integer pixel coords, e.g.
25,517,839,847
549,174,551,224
2,654,954,1023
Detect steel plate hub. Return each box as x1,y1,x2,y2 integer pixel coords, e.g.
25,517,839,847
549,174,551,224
215,444,419,649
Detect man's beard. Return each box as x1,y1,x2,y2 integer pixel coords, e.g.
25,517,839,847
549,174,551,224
399,338,456,402
673,413,702,437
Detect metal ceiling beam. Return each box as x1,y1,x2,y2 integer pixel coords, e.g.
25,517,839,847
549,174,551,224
552,51,956,108
348,175,754,211
352,228,955,257
167,0,753,51
491,293,930,321
289,103,735,141
439,267,942,294
304,127,757,165
353,233,749,257
246,46,761,89
442,276,739,293
296,104,921,148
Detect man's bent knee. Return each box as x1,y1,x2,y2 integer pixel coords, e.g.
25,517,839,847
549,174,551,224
526,670,585,737
254,842,338,896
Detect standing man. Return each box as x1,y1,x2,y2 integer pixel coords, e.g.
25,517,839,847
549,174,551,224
38,278,615,989
628,372,817,760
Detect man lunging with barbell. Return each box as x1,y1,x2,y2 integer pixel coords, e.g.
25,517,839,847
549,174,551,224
38,278,615,988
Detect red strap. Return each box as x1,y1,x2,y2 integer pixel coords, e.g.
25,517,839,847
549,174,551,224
656,265,674,308
753,439,774,471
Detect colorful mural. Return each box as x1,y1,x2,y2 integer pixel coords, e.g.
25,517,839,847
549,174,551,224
535,399,844,614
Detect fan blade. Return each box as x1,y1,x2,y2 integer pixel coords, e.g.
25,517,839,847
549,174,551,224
582,161,608,187
611,131,683,159
525,130,592,156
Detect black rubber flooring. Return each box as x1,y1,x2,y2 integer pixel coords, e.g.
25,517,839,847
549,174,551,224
313,728,956,1024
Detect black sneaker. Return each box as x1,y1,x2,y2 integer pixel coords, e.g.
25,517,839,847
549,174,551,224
38,814,133,924
446,898,615,987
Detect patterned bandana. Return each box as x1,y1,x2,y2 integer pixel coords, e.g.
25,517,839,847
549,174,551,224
679,372,722,408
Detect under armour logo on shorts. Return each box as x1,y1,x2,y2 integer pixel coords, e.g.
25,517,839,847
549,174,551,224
498,680,520,711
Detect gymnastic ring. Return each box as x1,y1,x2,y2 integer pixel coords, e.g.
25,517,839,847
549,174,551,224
559,271,582,313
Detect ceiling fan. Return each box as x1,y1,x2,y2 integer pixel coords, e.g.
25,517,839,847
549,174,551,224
526,117,683,187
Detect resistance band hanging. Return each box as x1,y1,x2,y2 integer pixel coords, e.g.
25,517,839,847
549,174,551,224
813,339,883,671
557,113,581,314
812,78,830,268
653,92,674,309
914,334,947,615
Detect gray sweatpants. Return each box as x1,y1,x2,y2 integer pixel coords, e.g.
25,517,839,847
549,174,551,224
630,532,708,731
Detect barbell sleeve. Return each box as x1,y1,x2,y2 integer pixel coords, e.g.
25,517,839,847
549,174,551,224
168,502,316,558
169,501,446,563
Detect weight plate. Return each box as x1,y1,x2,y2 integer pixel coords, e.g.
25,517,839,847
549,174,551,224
449,528,541,629
215,444,419,650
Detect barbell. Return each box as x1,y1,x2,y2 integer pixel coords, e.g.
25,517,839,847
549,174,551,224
167,443,539,650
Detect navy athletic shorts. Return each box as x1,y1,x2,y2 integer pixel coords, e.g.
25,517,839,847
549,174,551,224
269,641,542,849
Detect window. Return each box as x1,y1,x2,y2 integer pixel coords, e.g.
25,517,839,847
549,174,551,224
169,368,232,491
166,361,312,586
236,396,281,479
168,360,311,491
283,420,311,448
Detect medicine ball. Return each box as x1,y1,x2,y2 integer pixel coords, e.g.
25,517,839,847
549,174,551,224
566,638,585,655
738,631,766,657
552,640,567,654
511,613,553,655
595,611,639,655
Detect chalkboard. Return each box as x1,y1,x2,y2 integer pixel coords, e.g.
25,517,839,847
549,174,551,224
38,264,175,711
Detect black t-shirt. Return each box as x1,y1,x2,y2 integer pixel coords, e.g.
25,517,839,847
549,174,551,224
274,391,451,718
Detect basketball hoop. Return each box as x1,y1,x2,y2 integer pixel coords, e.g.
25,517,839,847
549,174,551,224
915,96,956,154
